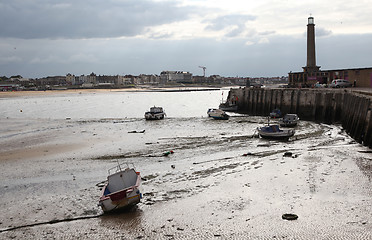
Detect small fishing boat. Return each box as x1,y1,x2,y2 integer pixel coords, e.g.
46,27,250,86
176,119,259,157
145,106,166,120
219,93,238,112
207,108,229,120
257,124,295,140
279,114,299,127
98,163,142,213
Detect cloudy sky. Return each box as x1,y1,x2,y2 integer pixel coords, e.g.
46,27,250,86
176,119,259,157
1,0,371,78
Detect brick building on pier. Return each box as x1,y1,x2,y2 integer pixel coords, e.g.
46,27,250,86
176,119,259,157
289,17,372,88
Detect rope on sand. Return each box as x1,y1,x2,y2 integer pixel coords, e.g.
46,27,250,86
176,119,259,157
0,214,103,233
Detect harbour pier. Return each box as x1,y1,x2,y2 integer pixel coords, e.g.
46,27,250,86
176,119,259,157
227,87,372,148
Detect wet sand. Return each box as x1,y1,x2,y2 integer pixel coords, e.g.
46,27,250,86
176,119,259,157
0,115,371,239
0,89,115,98
0,86,224,98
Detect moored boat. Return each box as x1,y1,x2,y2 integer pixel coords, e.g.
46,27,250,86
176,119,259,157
207,108,229,120
98,163,142,213
257,124,295,140
279,114,299,127
219,102,238,112
145,106,166,120
219,94,238,112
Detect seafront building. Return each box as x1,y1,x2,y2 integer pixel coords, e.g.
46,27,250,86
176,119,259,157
289,17,372,88
3,71,280,90
160,71,193,84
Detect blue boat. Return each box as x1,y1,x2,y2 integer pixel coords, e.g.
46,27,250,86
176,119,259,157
257,124,295,140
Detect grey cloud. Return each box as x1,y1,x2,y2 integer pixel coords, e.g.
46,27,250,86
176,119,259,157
1,31,371,79
0,0,197,39
225,27,243,38
148,32,174,39
259,30,276,36
316,27,332,37
204,14,257,37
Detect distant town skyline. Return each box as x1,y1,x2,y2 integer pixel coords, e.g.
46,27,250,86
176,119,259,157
1,0,371,78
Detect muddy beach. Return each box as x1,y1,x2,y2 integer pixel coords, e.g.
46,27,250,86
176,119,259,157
0,90,371,239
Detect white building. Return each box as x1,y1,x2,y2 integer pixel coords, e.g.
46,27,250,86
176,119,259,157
160,71,192,84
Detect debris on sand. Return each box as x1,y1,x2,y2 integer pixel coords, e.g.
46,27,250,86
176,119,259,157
283,152,293,157
282,213,298,220
128,130,145,133
163,150,174,156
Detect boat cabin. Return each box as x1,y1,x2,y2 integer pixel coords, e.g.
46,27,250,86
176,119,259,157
104,168,139,195
149,106,163,113
262,125,281,133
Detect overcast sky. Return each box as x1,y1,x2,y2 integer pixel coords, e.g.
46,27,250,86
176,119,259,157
1,0,371,78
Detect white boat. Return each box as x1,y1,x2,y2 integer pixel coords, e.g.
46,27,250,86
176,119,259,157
257,124,295,140
145,106,166,120
207,108,229,120
98,164,142,213
279,114,299,127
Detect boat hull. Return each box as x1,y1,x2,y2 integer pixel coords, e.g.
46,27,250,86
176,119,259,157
207,108,229,120
257,125,295,140
279,122,297,127
145,112,165,120
99,187,141,213
219,104,238,112
99,167,142,213
258,131,294,140
210,115,229,120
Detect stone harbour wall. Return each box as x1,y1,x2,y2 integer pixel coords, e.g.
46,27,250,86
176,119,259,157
227,88,372,148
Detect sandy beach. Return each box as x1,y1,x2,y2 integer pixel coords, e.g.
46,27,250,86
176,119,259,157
0,91,371,239
0,86,224,99
0,88,140,98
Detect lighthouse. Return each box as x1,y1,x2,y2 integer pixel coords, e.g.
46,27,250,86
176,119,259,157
303,16,320,73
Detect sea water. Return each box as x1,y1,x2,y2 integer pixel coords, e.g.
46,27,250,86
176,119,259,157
0,89,230,119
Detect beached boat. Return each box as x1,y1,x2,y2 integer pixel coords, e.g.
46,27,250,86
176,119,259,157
257,124,295,140
219,102,238,112
270,109,282,118
145,106,166,120
207,108,229,120
279,114,299,127
98,163,142,213
219,94,238,112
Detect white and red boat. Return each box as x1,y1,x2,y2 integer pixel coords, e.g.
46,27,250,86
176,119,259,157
99,163,142,213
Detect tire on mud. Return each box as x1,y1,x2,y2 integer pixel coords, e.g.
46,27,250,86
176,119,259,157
282,213,298,220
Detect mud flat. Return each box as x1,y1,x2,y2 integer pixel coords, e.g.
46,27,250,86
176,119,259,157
1,112,371,238
0,86,222,98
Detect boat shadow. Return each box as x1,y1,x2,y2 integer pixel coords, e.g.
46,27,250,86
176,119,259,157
99,205,143,228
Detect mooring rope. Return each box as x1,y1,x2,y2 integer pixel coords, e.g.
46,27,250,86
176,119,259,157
0,214,103,233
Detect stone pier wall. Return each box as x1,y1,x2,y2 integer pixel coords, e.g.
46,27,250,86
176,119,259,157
227,88,372,148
